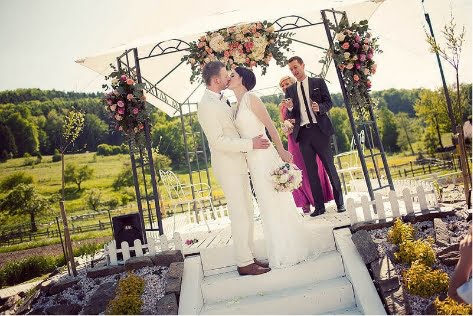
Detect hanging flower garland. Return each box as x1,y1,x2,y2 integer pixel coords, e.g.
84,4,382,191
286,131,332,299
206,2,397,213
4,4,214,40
182,21,293,83
102,65,150,150
327,19,382,119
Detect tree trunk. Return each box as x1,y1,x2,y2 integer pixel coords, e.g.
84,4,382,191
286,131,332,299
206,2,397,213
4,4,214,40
402,124,415,155
30,212,37,232
434,116,444,149
455,70,461,123
77,182,81,191
61,153,65,200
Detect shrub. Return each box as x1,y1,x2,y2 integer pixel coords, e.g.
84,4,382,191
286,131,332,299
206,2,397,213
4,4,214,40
106,198,120,210
0,255,64,287
387,218,415,245
434,297,472,315
402,260,449,297
52,153,61,162
0,172,34,192
87,189,102,211
113,166,134,190
395,237,436,267
106,273,145,315
97,144,113,156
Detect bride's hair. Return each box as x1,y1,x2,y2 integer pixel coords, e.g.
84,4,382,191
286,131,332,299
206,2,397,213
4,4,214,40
235,67,256,91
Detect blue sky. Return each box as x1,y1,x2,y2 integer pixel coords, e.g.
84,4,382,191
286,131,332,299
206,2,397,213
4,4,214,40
0,0,471,94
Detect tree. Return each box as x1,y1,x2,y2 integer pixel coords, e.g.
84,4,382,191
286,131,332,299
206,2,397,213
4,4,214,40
0,172,33,192
0,184,49,232
395,113,417,155
377,106,400,153
330,108,351,152
86,189,102,212
5,113,39,156
76,113,108,152
64,164,94,191
414,89,450,150
426,10,466,132
0,123,17,161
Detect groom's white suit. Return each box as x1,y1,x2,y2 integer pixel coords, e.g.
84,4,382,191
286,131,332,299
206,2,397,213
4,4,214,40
198,89,256,267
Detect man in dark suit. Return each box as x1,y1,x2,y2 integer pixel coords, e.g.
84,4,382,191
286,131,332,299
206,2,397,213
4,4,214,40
283,56,345,216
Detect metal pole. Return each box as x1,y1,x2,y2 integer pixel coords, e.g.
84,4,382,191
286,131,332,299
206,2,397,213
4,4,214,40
422,6,456,134
133,47,164,236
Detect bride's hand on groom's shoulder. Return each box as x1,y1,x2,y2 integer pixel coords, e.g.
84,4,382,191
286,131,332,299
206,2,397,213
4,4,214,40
278,148,293,163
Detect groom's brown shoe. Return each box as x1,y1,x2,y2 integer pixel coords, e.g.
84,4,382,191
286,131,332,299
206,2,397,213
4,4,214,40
237,263,271,276
254,258,270,268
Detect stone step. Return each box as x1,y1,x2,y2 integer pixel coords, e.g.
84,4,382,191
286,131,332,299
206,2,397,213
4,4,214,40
202,250,344,305
200,276,355,315
200,219,336,277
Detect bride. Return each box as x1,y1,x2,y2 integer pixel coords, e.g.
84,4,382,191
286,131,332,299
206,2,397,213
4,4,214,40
228,66,321,268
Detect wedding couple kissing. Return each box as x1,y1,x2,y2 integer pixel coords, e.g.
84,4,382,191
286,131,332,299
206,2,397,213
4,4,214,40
197,56,345,276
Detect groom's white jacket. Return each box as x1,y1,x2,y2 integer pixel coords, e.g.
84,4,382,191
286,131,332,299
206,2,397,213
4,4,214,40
198,89,252,176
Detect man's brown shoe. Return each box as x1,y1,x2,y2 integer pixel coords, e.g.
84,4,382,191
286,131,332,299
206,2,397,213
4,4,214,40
254,258,270,268
237,263,271,276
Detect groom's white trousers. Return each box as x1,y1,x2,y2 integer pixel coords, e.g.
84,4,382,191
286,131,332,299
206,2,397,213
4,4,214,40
216,172,255,267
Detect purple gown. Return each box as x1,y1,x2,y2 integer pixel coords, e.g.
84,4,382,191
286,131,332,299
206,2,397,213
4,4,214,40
282,107,334,207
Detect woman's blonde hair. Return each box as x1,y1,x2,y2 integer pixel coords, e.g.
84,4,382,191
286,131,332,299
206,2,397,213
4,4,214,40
279,76,295,88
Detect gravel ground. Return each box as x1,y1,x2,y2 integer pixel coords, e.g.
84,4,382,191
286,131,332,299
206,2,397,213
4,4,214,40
369,213,470,314
30,265,168,315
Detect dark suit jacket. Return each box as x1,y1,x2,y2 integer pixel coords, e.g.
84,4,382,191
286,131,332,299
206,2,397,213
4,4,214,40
285,77,335,141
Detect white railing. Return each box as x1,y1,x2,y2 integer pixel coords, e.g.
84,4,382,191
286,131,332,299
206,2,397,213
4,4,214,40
104,232,183,266
347,185,440,225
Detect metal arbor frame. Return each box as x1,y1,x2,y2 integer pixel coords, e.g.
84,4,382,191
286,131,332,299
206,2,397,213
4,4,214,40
115,9,393,235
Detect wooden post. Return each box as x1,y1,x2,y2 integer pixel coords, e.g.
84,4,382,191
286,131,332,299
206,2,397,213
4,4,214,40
60,201,77,276
456,126,471,203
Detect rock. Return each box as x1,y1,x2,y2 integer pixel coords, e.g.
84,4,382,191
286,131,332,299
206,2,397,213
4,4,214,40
38,279,54,293
82,281,117,315
124,256,154,271
381,286,411,315
351,230,379,264
156,293,178,315
351,220,394,234
45,303,82,315
86,264,125,278
423,300,437,315
438,243,460,266
48,278,79,296
150,250,184,267
434,218,451,247
0,294,21,313
370,255,400,291
165,262,184,300
403,209,455,224
15,289,41,315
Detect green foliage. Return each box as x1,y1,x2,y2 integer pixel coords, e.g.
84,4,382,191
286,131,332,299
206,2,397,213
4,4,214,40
330,107,351,152
0,255,64,288
106,273,145,315
377,105,400,152
402,260,449,297
5,113,39,156
97,144,127,156
87,188,102,212
112,165,134,190
387,218,415,245
434,296,472,315
0,123,17,160
0,172,33,192
395,238,436,267
0,184,49,232
64,163,94,191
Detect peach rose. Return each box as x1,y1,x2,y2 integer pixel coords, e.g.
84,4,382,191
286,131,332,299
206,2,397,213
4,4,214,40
341,42,350,50
353,74,360,81
126,78,134,85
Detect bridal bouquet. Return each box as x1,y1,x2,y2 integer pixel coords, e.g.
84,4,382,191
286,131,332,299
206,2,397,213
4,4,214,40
270,163,302,192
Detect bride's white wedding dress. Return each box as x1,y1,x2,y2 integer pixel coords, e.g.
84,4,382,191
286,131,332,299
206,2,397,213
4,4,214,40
234,92,321,269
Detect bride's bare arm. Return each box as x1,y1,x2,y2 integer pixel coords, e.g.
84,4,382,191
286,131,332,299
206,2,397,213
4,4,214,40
248,94,293,162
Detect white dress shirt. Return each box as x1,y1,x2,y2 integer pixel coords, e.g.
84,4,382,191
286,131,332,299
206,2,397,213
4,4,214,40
296,77,317,126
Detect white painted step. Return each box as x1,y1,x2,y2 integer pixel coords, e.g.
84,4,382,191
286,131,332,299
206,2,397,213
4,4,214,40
202,250,344,304
200,276,355,315
326,305,362,315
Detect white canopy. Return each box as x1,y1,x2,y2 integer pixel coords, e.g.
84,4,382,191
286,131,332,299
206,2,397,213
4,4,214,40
76,0,383,117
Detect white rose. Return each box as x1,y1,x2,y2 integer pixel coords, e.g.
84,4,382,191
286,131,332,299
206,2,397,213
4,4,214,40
344,52,350,60
279,173,289,184
209,34,228,53
335,32,346,41
111,78,119,85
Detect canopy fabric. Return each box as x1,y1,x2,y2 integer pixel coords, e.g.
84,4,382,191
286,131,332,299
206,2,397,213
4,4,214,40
76,0,383,117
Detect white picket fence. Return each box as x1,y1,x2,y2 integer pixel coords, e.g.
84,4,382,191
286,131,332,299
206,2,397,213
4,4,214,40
189,204,230,224
347,185,440,225
104,232,183,266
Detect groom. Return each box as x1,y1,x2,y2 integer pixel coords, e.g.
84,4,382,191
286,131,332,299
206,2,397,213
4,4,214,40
284,56,346,216
197,61,271,276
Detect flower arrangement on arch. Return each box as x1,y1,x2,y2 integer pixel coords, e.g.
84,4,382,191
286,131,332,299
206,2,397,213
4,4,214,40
102,65,150,150
182,21,293,83
326,19,382,118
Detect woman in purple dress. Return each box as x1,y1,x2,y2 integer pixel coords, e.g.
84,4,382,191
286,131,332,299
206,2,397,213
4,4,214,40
278,76,334,214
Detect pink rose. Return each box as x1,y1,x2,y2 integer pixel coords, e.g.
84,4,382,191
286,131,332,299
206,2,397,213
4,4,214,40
353,43,360,49
355,63,361,70
224,50,230,58
363,68,370,75
117,100,125,107
338,64,345,70
110,104,117,112
107,99,113,105
359,54,366,62
367,80,372,88
198,41,205,48
367,53,373,60
354,35,361,42
126,78,134,85
256,22,263,29
341,42,350,50
117,107,125,114
120,75,127,81
127,94,134,101
133,107,139,115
